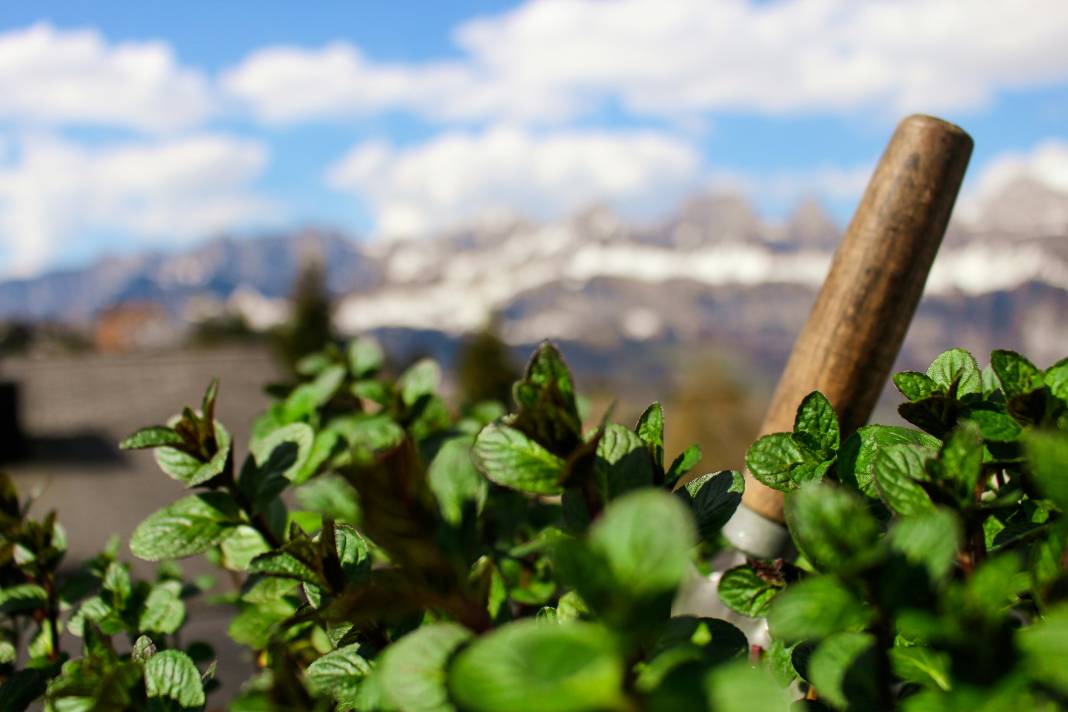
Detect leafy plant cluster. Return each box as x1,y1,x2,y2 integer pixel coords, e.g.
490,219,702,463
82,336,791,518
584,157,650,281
1,339,1067,711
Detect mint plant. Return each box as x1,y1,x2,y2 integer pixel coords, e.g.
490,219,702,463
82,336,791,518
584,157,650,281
0,340,1066,710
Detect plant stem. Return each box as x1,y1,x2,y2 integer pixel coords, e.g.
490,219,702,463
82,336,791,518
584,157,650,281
861,574,897,710
219,453,282,549
42,573,60,662
872,618,896,711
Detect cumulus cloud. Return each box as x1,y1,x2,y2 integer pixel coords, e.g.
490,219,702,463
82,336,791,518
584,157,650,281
220,42,577,125
0,134,273,276
954,139,1068,233
971,140,1068,198
0,23,213,132
223,0,1068,124
219,43,476,124
326,126,701,236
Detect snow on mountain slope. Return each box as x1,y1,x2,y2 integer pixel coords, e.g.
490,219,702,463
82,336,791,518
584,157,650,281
335,218,1068,338
2,178,1067,364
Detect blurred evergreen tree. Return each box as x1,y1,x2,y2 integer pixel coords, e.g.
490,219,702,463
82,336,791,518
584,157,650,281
278,257,335,370
456,317,519,408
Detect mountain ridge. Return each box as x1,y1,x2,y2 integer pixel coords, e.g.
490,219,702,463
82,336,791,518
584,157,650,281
2,177,1066,369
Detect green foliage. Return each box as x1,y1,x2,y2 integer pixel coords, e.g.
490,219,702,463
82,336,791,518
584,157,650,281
3,341,1068,711
745,391,839,492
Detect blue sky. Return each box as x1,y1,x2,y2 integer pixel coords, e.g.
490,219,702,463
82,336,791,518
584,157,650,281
1,0,1067,276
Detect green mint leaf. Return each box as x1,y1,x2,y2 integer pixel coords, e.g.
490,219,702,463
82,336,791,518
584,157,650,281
398,358,442,408
283,364,346,421
595,424,656,500
926,348,982,397
428,435,488,527
873,442,937,516
1017,602,1068,695
790,459,834,489
960,555,1025,622
120,426,185,450
793,391,840,458
991,349,1044,397
348,337,385,379
305,644,371,709
378,623,471,712
767,576,873,641
130,493,241,561
635,402,665,469
705,661,792,712
341,414,406,464
508,342,583,455
131,635,156,664
897,395,960,439
784,483,881,573
294,428,343,484
889,646,952,691
717,564,783,617
887,508,962,582
294,475,361,524
138,582,185,635
837,425,941,497
473,423,566,495
928,422,984,505
333,524,371,584
68,596,121,637
352,377,391,406
555,590,589,623
588,489,695,598
893,371,940,402
154,420,232,487
228,600,295,649
250,422,315,490
447,620,625,712
143,650,205,710
965,408,1022,442
102,561,132,609
665,444,702,486
1024,430,1068,510
684,471,744,541
745,433,805,492
808,632,879,710
249,546,322,586
980,364,1001,397
218,526,271,572
0,583,48,614
521,342,578,412
1044,358,1068,404
200,378,219,425
550,536,614,612
295,351,333,376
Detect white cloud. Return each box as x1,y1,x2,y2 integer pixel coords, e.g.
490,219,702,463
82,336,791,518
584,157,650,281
0,23,212,132
0,134,273,276
971,140,1068,199
954,139,1068,233
326,126,701,236
220,42,475,124
223,0,1068,125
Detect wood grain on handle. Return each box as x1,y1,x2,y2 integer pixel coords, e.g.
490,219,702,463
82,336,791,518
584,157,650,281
742,114,973,523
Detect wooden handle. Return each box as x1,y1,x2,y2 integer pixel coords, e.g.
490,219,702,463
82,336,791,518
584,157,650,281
742,114,973,523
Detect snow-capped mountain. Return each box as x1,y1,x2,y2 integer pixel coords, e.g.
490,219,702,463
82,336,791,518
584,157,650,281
0,229,376,324
1,177,1066,370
